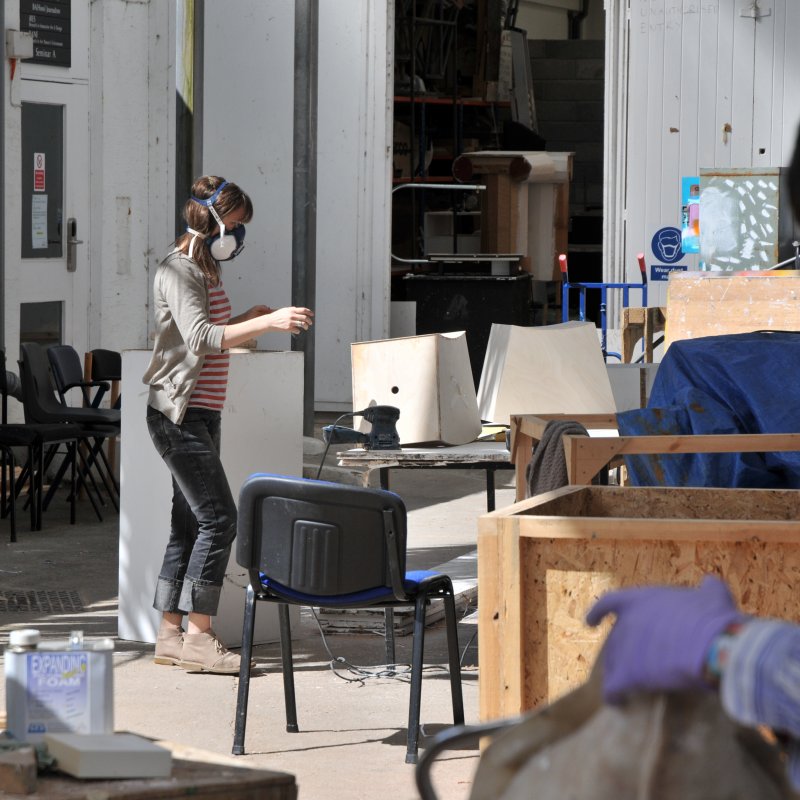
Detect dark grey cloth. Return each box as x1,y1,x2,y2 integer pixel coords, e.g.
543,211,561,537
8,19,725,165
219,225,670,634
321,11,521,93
525,419,590,498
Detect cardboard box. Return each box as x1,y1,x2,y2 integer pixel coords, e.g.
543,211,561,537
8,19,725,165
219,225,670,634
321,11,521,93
351,332,482,446
477,321,616,424
478,485,800,721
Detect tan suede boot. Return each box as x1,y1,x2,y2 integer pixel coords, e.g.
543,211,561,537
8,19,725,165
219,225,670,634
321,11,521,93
179,629,242,674
153,621,184,666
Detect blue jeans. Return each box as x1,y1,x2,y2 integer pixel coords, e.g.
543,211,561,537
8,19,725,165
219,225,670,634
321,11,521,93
146,406,237,616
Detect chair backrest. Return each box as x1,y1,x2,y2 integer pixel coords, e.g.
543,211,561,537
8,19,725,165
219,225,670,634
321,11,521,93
19,342,67,424
237,473,408,600
88,349,121,409
89,349,121,382
0,349,8,424
21,342,121,428
47,345,87,404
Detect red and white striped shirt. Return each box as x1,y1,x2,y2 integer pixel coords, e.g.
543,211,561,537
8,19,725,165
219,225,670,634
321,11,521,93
188,282,231,411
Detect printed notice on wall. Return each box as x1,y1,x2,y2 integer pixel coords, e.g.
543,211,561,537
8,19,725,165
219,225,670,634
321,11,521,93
32,194,48,249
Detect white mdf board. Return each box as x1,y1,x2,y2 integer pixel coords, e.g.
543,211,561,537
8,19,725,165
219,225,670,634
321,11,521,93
351,331,481,446
477,322,616,424
119,350,303,646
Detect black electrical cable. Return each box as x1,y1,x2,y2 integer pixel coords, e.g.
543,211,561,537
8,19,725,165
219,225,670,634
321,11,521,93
315,411,357,480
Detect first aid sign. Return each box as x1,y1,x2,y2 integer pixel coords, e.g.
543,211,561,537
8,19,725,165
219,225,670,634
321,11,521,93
34,153,45,192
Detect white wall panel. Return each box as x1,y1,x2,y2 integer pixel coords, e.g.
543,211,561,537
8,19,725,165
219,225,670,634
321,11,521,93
202,1,392,409
616,0,800,309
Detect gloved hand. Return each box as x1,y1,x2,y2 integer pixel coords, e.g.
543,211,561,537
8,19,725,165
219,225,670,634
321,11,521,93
586,575,746,703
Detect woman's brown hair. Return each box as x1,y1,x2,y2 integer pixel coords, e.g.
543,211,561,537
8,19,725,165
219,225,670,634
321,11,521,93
174,176,253,286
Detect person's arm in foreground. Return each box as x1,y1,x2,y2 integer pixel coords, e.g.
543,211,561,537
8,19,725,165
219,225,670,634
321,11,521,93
586,576,800,789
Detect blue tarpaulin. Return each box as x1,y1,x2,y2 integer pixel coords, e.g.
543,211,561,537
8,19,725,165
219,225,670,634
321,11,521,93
616,331,800,488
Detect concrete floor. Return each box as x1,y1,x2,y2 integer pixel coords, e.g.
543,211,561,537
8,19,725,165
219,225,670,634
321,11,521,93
0,453,517,799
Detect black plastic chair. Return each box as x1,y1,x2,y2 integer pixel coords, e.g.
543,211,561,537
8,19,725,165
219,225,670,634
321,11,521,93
43,343,120,509
87,348,121,409
2,349,80,539
48,344,112,409
20,343,119,519
232,473,465,765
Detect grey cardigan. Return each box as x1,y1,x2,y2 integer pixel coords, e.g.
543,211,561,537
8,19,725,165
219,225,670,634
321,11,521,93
142,251,226,424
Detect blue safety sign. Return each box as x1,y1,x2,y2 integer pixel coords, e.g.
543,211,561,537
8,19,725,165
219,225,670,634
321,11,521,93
651,226,684,264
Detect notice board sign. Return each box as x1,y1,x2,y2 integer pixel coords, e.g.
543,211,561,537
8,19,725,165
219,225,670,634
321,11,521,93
21,0,71,68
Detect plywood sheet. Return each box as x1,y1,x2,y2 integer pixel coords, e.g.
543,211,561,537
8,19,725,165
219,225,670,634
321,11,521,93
351,331,481,446
477,322,616,424
666,270,800,344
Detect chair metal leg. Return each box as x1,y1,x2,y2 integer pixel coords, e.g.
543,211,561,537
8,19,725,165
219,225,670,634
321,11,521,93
279,603,299,732
384,607,396,670
232,584,258,755
68,441,77,525
442,587,464,725
405,594,428,765
2,447,16,543
1,444,7,520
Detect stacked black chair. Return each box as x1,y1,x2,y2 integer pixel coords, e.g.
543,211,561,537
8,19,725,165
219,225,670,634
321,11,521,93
45,344,121,510
87,348,122,409
1,349,79,540
232,473,465,765
19,343,119,520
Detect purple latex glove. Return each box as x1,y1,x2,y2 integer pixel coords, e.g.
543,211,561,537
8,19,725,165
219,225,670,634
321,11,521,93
586,575,746,703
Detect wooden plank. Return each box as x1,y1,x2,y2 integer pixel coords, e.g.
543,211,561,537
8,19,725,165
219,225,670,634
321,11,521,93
510,413,800,494
666,271,800,344
564,431,800,485
478,513,523,721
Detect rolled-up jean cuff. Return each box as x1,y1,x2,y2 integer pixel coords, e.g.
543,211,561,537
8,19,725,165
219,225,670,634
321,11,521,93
153,577,183,613
178,579,223,617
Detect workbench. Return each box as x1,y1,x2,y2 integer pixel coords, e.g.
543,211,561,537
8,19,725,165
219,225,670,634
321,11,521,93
337,441,513,511
2,740,296,799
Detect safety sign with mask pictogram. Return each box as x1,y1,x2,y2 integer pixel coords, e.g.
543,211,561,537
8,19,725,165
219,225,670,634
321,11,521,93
649,226,688,281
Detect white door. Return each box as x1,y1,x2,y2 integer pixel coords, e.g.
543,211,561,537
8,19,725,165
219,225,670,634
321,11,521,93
14,82,90,351
6,0,91,387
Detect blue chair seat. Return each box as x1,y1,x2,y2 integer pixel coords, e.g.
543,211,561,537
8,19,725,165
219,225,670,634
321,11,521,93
259,569,443,606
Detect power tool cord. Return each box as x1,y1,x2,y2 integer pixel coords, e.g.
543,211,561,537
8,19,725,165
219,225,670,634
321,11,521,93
315,411,357,480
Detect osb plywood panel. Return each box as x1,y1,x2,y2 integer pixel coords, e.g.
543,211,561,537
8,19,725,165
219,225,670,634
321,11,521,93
666,271,800,345
520,536,800,710
517,485,800,522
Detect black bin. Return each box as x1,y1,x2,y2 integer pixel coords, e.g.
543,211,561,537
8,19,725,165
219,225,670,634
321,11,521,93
403,272,534,390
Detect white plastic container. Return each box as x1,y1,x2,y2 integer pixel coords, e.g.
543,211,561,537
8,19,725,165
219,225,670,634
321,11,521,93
5,629,114,743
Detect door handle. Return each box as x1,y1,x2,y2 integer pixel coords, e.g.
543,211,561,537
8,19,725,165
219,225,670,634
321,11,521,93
66,217,83,273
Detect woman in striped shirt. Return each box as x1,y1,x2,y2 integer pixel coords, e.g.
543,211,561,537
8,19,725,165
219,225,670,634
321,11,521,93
143,176,313,674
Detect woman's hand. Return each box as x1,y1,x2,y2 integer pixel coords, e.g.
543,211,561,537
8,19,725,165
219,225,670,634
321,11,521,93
221,305,314,349
267,306,314,335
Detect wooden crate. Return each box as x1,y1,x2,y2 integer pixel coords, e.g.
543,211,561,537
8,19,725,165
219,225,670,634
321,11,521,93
477,485,800,722
666,270,800,344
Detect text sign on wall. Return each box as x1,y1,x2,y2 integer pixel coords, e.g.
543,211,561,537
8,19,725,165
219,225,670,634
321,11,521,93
33,152,45,191
20,0,71,68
